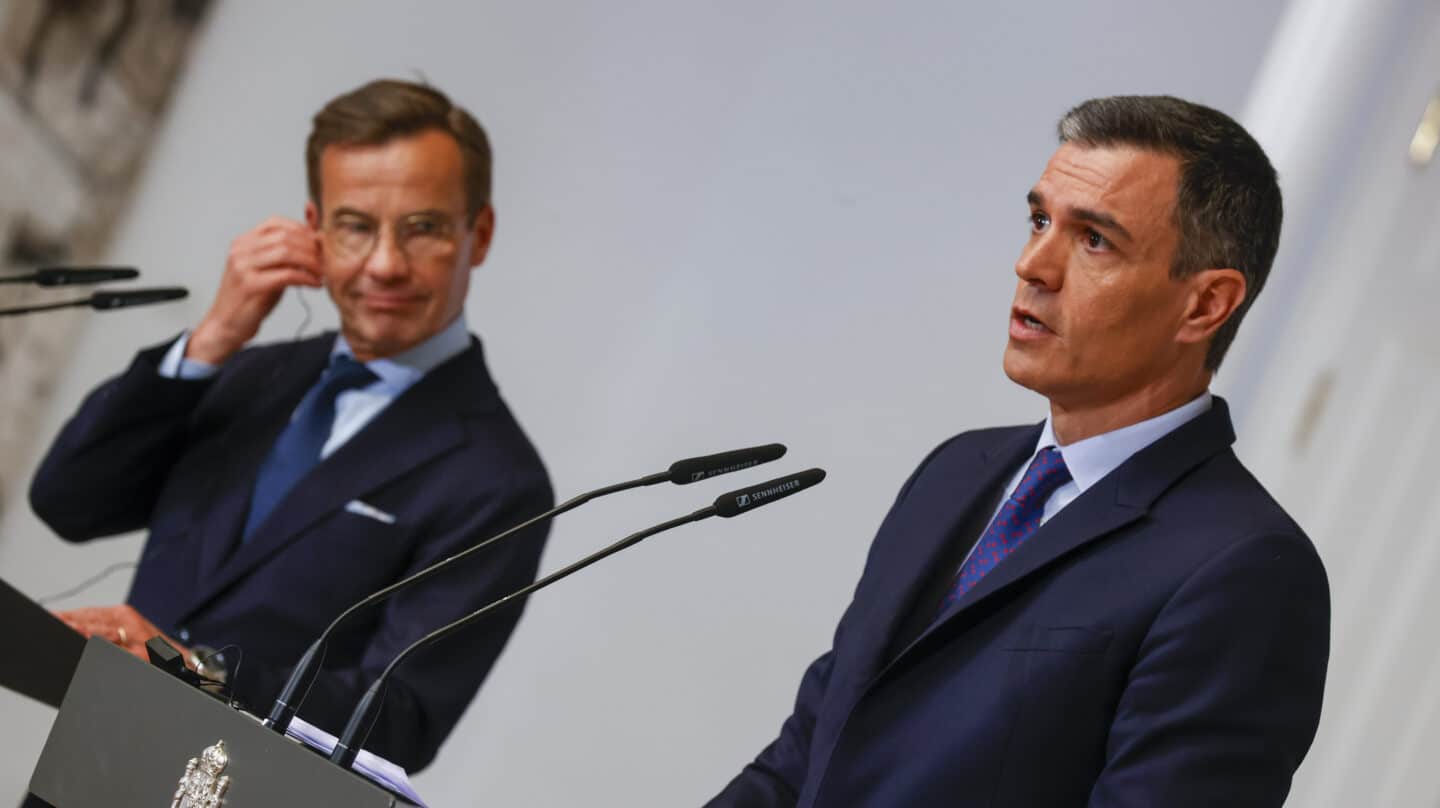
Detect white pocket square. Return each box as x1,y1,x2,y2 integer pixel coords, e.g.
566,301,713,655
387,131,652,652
345,499,396,525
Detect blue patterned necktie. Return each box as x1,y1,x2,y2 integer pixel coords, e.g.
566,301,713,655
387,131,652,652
940,446,1072,612
242,355,378,542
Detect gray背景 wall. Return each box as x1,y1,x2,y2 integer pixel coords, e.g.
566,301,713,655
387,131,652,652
0,1,1288,804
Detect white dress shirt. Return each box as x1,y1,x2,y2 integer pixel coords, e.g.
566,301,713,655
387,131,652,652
956,392,1214,574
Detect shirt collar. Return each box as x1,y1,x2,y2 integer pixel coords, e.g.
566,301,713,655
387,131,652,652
331,315,471,391
1035,392,1213,493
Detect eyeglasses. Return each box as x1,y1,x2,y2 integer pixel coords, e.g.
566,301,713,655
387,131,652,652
323,211,461,265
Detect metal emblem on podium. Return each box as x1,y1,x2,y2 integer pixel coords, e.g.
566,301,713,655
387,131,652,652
171,739,231,807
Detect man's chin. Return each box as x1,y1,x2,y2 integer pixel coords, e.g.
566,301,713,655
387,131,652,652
341,324,422,361
1002,347,1050,396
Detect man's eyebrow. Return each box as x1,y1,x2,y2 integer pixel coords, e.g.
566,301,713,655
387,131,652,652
1072,207,1132,242
330,207,453,220
1026,190,1133,242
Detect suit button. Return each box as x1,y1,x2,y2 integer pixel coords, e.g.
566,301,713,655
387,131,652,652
178,628,191,643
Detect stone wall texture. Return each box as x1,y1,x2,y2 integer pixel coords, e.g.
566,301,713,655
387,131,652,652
0,0,210,515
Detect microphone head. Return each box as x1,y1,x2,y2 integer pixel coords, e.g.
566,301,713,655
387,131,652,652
36,266,139,286
89,287,189,310
668,443,787,485
713,468,826,517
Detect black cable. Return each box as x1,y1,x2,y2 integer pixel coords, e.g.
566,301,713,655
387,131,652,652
201,643,244,710
35,561,138,606
293,287,313,341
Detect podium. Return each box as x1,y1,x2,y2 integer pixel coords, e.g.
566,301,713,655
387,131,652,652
2,579,417,807
0,577,84,708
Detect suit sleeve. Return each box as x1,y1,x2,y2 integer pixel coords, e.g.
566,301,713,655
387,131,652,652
30,338,212,541
706,438,960,807
1088,532,1331,808
225,466,554,773
705,626,844,807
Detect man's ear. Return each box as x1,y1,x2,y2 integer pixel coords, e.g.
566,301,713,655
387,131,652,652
467,205,496,268
304,200,320,230
1176,268,1247,345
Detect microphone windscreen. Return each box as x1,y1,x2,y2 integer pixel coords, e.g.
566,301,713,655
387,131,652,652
713,468,826,517
668,443,787,485
90,287,189,310
36,266,139,286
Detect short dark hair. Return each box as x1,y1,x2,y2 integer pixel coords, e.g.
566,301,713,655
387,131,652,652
1057,95,1282,370
306,79,492,220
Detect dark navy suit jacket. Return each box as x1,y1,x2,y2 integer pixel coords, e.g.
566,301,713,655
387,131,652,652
709,399,1329,807
30,333,553,772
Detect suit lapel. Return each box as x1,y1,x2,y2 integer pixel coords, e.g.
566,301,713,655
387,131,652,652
877,397,1240,681
182,340,498,619
843,425,1039,686
916,475,1145,639
193,338,331,582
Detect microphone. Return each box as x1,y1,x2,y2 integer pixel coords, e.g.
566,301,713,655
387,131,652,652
0,266,140,286
89,287,188,309
668,444,787,484
714,468,827,516
0,286,189,317
262,443,788,737
328,467,827,768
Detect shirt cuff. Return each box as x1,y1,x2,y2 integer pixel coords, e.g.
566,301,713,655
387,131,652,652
158,331,221,380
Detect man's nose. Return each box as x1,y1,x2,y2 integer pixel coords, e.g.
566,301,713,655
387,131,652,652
364,230,410,281
1014,231,1064,290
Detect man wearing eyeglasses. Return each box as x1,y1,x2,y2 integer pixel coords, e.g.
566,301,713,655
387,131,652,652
28,79,553,772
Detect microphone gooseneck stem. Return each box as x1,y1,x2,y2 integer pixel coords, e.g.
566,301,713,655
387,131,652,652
327,507,716,768
269,446,786,739
263,471,670,735
0,298,90,317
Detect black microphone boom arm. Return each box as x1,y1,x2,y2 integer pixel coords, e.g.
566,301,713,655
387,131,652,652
262,443,788,737
327,467,825,768
0,286,188,317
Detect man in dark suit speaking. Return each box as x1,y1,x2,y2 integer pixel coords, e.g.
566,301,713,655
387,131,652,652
707,96,1330,806
28,79,553,772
